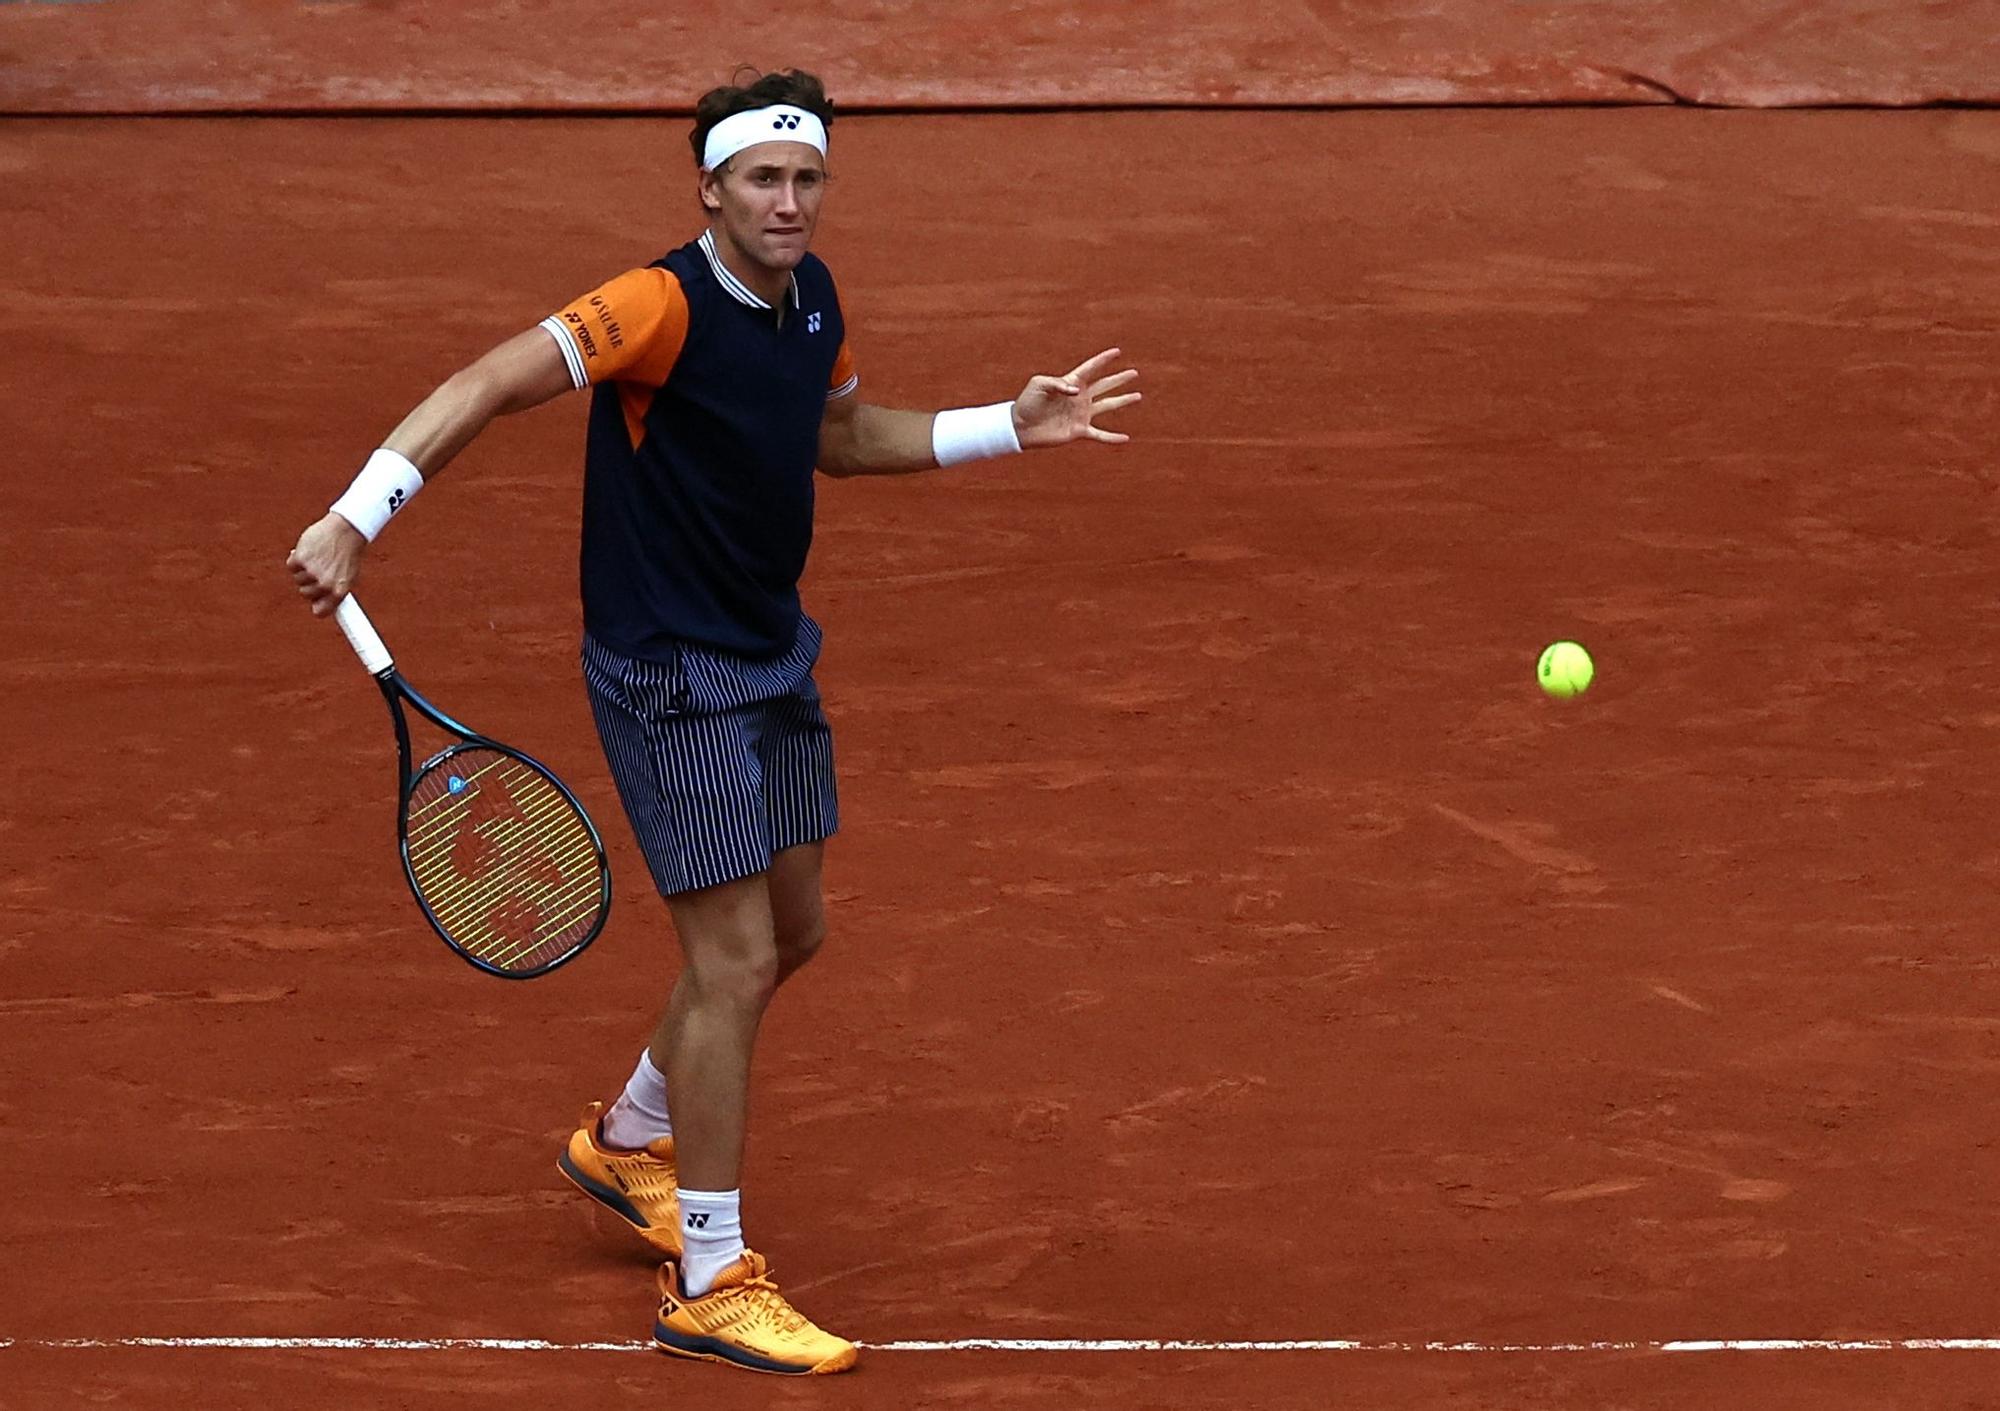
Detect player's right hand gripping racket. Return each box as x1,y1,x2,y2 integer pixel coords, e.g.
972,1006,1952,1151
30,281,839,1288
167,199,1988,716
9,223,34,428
333,595,610,979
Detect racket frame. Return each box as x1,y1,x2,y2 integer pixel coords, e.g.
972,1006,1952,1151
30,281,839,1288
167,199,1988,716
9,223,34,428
336,596,611,979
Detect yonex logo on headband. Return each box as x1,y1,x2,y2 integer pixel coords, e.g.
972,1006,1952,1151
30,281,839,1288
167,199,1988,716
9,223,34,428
702,104,827,170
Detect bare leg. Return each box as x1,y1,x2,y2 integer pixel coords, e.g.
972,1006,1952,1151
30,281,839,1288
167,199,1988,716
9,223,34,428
767,842,829,987
650,873,778,1193
641,844,828,1191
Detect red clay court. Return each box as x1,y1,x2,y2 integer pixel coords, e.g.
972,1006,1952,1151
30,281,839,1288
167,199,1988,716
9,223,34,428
3,6,1999,1408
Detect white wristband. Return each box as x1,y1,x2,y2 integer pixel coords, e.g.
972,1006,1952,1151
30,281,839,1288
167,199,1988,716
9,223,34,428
931,402,1022,468
329,448,424,542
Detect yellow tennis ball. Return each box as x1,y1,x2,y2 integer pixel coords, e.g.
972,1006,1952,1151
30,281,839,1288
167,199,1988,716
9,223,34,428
1538,641,1594,699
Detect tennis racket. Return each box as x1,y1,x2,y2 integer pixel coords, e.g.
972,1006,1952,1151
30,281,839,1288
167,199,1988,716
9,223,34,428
333,595,610,979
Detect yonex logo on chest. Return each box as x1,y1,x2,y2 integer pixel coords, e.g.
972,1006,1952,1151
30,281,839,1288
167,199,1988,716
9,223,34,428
806,312,822,333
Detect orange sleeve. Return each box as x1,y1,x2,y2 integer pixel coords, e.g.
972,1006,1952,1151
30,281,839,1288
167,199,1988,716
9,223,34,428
540,267,689,390
827,338,858,400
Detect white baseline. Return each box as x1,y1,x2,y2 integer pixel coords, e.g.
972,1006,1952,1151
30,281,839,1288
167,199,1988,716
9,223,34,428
5,1337,2000,1354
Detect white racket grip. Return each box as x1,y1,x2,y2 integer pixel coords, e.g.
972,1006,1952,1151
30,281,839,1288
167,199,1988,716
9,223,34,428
333,595,395,676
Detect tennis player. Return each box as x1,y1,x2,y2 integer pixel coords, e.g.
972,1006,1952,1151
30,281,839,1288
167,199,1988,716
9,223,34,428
287,68,1139,1375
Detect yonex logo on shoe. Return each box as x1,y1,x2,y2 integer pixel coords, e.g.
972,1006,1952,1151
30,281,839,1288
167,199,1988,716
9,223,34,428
773,114,801,130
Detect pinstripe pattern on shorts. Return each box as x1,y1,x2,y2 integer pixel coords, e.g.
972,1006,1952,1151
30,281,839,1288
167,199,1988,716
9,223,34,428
582,624,837,896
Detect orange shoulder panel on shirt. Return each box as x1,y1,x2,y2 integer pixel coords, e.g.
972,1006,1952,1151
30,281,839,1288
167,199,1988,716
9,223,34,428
829,338,857,395
550,267,689,388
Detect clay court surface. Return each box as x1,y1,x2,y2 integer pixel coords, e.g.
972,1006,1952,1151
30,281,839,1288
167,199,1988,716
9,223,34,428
4,109,2000,1407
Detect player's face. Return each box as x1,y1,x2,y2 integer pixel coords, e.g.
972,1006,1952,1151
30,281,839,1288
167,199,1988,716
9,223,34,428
700,141,828,274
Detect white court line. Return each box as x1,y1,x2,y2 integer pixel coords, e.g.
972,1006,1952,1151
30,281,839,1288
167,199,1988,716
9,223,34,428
6,1337,2000,1354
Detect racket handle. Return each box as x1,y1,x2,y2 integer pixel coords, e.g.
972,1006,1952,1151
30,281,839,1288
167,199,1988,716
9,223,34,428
333,594,395,676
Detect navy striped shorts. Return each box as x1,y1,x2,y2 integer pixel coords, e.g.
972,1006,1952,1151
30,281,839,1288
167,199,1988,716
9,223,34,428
581,619,839,897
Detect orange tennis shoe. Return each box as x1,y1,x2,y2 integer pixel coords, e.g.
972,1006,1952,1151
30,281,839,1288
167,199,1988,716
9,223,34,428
652,1252,857,1375
557,1101,681,1257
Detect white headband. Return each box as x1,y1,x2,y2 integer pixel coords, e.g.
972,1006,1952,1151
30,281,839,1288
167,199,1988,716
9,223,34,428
701,105,828,171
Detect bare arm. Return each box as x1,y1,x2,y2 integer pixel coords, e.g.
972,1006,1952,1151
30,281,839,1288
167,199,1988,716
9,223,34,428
816,396,935,477
286,327,575,616
377,326,575,476
817,347,1140,478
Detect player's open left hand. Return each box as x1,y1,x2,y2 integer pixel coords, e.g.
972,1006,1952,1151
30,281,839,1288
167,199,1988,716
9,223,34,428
1011,348,1141,450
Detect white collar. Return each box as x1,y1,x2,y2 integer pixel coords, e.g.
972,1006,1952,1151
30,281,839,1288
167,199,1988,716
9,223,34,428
699,230,800,310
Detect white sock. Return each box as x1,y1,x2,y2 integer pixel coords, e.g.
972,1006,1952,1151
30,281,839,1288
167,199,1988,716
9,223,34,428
677,1188,745,1297
600,1049,673,1150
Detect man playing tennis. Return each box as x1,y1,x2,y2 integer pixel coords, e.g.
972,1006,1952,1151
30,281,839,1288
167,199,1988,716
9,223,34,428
286,68,1139,1375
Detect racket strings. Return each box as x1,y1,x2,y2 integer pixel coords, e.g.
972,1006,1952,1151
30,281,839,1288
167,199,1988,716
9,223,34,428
405,748,605,972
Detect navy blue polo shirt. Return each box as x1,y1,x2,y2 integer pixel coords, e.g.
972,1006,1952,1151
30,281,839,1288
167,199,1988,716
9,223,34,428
541,231,856,661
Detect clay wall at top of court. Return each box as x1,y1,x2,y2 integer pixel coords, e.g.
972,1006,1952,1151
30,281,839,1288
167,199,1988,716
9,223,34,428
1,0,1992,113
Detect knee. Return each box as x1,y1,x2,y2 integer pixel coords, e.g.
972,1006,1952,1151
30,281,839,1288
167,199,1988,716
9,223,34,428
685,942,780,1014
774,913,828,981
